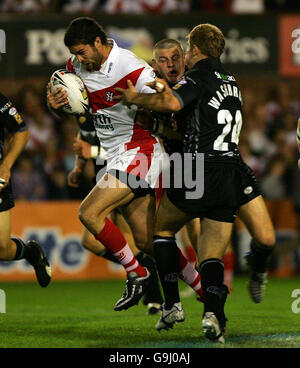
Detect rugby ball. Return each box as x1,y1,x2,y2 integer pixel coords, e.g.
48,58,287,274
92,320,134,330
50,69,89,115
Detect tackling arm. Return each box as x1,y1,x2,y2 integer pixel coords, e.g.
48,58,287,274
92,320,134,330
115,80,181,113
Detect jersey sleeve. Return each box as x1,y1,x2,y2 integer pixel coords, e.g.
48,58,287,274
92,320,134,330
0,93,27,133
171,74,202,108
135,64,156,94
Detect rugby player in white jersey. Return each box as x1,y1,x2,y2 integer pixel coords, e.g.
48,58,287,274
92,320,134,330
47,18,203,312
47,17,164,311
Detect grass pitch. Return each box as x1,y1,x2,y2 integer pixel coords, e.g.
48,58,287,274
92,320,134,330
0,276,299,348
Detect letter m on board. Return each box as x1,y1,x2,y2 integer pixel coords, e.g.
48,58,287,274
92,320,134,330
0,30,6,53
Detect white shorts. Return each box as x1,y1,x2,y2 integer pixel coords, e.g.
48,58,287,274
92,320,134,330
97,129,169,196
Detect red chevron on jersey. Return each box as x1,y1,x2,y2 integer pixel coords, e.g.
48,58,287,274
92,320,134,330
88,67,144,113
66,58,75,73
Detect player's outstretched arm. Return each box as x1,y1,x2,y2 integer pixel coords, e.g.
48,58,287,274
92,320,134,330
0,129,30,191
114,80,181,113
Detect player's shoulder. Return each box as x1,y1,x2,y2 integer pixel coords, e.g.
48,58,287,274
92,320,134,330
117,47,152,73
66,55,80,74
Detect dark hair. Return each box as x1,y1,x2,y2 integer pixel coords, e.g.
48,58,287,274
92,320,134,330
64,17,108,48
187,24,225,58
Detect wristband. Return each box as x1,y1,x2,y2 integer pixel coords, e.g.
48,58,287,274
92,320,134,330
99,147,107,161
91,145,99,159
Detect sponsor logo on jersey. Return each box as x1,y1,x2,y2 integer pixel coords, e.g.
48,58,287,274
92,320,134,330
172,77,187,90
107,62,113,75
244,186,253,195
0,102,11,113
104,91,114,102
215,71,236,82
13,113,23,124
8,107,17,115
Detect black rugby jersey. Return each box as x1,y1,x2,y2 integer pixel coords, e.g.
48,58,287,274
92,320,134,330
172,57,243,157
0,93,27,163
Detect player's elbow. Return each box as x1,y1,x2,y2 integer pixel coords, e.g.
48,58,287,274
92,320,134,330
164,96,181,113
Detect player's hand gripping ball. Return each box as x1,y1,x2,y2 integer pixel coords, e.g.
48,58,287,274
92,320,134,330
50,69,89,115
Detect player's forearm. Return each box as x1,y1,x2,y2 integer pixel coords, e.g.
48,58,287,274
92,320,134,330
74,155,87,171
3,130,30,169
131,92,181,113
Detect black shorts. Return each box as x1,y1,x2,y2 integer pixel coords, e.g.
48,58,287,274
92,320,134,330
0,182,15,212
167,157,260,223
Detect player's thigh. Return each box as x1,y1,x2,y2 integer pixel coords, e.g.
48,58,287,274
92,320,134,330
122,193,156,253
238,195,275,247
79,173,134,220
154,191,193,238
197,218,233,264
0,210,11,249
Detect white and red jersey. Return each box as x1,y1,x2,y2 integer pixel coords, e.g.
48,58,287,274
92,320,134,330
66,39,169,189
66,39,156,158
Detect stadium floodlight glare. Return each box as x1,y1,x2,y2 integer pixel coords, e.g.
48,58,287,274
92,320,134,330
0,30,6,54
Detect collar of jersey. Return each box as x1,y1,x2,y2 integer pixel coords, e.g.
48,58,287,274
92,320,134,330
98,39,119,76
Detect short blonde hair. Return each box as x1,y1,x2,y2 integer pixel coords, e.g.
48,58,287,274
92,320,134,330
187,24,225,58
153,38,184,59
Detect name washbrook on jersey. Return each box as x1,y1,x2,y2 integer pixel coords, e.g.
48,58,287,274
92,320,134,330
207,72,242,110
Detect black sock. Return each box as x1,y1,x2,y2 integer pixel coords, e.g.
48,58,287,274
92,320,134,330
136,251,163,305
199,258,225,314
250,240,275,273
153,236,180,309
98,249,119,264
12,238,27,260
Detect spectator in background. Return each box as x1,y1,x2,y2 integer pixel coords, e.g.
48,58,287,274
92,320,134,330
58,117,79,175
11,153,48,200
56,0,102,13
260,156,287,199
191,0,232,12
18,85,57,157
265,0,300,11
231,0,264,13
246,103,276,158
239,138,265,177
265,82,300,139
104,0,180,14
0,0,41,12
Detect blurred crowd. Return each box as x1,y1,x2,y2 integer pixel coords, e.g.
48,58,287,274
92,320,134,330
7,80,300,209
0,0,300,14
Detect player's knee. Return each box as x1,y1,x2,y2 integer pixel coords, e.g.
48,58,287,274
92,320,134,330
255,230,276,248
0,239,13,258
78,205,94,229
